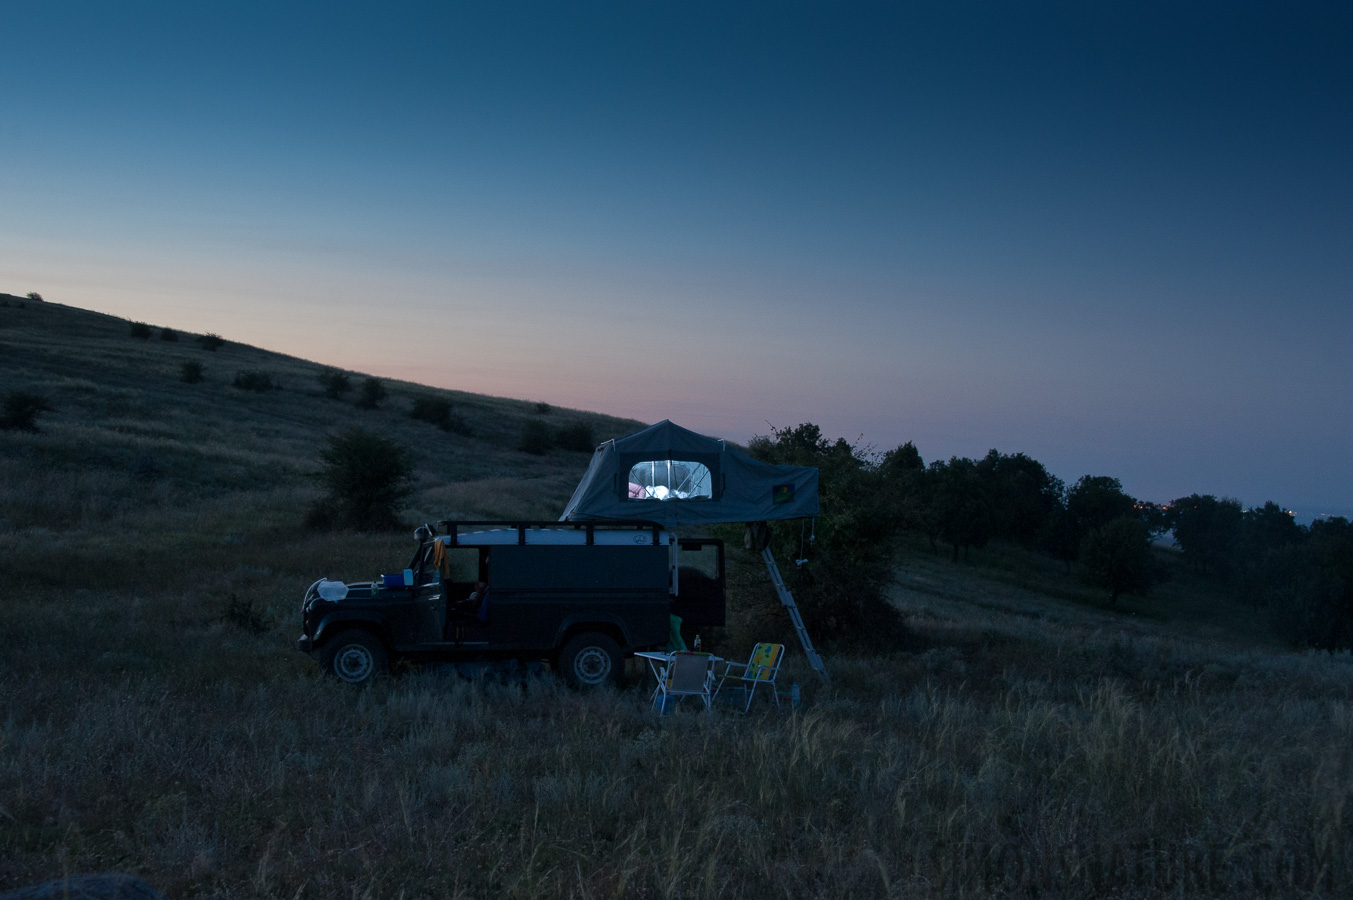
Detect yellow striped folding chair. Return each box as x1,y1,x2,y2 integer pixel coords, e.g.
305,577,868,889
716,643,785,713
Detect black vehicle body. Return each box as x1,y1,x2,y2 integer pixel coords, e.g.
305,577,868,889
297,519,725,684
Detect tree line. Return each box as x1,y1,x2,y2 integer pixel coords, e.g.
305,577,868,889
749,424,1352,651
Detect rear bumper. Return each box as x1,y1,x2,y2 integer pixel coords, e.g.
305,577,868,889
297,635,315,653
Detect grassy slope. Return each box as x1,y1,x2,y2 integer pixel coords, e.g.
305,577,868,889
3,300,1353,898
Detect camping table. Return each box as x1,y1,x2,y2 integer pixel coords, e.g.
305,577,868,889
634,651,674,698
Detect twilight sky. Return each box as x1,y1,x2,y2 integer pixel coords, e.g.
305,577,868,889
3,1,1351,516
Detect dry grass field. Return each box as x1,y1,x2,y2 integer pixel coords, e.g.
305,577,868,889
3,299,1352,898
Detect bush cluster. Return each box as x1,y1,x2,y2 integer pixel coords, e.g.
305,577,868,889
750,423,1351,650
1166,497,1353,649
554,421,595,452
129,321,152,339
356,377,386,410
231,371,276,392
518,419,552,455
738,424,1172,648
180,361,204,384
1,390,53,431
197,333,224,351
318,369,352,399
408,395,471,435
221,592,267,634
306,428,413,531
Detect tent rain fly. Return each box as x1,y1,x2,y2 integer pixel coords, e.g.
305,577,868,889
559,420,818,528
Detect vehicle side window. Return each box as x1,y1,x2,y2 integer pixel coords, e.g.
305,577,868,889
680,543,721,579
437,547,479,586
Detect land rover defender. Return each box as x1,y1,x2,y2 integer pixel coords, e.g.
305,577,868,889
297,519,725,686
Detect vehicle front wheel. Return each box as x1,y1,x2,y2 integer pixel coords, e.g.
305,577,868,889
558,632,621,688
321,629,387,684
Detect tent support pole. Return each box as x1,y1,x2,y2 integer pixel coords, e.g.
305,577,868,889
761,547,830,684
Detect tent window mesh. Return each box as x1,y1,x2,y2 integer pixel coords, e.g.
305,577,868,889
626,460,713,501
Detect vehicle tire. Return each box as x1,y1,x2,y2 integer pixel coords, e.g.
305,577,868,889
321,629,387,684
558,632,621,688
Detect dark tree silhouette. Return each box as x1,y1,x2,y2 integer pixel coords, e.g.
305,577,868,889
1168,493,1243,576
1081,516,1155,604
748,423,911,650
979,450,1064,545
928,456,994,562
1067,475,1137,535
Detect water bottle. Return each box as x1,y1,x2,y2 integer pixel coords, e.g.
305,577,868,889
693,634,702,651
791,682,801,709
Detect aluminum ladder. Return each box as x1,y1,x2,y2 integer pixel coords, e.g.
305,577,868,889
761,546,830,684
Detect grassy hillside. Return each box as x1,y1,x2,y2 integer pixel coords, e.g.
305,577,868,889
0,298,642,520
3,299,1352,898
1,300,645,584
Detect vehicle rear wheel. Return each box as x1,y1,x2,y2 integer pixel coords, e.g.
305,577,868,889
558,632,621,688
321,629,387,684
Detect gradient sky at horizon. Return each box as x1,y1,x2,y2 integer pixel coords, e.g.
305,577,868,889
3,1,1351,516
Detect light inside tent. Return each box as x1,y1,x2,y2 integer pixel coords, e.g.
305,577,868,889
626,460,714,501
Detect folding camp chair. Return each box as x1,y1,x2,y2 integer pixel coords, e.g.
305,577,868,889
716,643,785,713
652,651,717,712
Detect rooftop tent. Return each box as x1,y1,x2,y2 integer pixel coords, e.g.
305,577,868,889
560,420,819,528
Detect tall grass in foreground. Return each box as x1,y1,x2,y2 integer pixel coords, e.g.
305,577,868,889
3,622,1352,898
3,490,1353,897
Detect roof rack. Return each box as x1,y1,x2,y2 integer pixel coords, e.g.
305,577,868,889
434,519,665,547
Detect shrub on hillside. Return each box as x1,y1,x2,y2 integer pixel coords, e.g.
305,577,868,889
356,377,386,410
319,369,352,399
197,333,225,351
160,327,178,342
232,371,276,392
129,321,152,339
555,421,595,452
180,361,204,384
409,395,470,434
534,401,552,414
518,420,553,455
306,428,413,531
744,423,913,652
222,593,267,634
1,391,53,432
26,291,43,302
